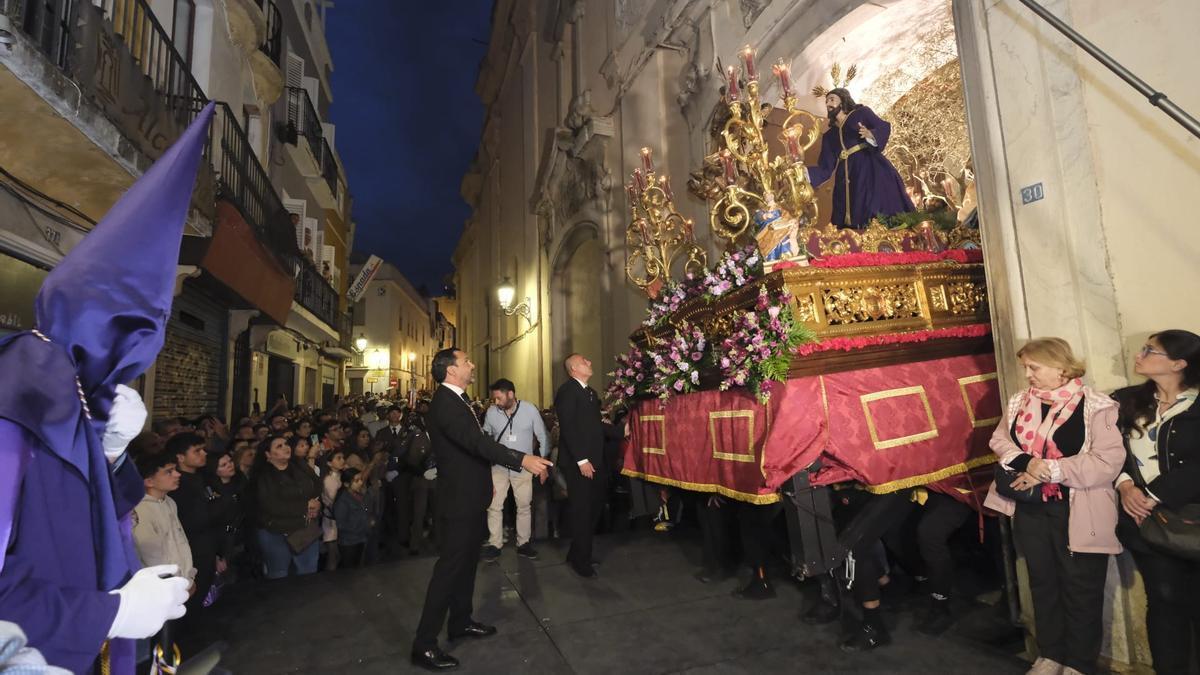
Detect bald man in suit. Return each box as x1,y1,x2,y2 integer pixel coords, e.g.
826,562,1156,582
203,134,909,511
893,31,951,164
553,354,626,578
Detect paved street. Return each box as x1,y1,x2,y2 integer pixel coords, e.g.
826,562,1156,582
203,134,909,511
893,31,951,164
197,531,1026,674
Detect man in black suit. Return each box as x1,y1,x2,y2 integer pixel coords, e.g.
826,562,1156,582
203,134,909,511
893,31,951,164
554,354,626,578
411,348,552,671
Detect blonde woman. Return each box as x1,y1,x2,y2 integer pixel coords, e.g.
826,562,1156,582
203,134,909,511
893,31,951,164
984,338,1125,675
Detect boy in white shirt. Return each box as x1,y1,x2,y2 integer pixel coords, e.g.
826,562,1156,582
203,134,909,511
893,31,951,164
132,452,197,589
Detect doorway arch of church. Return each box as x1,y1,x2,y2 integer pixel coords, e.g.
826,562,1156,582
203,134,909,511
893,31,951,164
549,221,605,394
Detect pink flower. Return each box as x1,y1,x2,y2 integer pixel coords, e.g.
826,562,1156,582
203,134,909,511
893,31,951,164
673,379,685,392
690,370,700,385
691,351,703,361
767,306,780,320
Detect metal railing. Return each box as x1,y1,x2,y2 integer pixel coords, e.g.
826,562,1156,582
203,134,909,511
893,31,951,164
294,255,339,328
97,0,207,130
208,102,298,260
318,138,339,200
284,87,323,156
257,0,281,66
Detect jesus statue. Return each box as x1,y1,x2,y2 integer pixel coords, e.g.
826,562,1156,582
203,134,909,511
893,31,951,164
806,88,914,228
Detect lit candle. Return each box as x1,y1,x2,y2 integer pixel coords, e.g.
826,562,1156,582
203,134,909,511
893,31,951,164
633,169,645,192
772,60,792,98
627,183,638,204
720,150,737,184
726,66,740,101
659,175,675,202
683,218,694,240
640,147,654,173
740,46,757,81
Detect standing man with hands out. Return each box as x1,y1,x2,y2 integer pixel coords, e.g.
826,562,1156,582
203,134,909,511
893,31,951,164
411,349,552,672
554,354,628,579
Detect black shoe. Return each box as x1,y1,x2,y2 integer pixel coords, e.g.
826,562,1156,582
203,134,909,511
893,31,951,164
481,545,501,563
411,647,459,671
517,543,538,560
801,600,840,625
915,599,954,635
570,562,597,579
840,620,891,653
732,578,776,600
449,621,497,640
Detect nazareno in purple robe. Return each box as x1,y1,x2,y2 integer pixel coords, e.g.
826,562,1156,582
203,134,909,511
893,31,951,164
0,102,214,674
806,105,915,228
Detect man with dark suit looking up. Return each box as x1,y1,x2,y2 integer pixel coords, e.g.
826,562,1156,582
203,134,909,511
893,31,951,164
554,353,626,578
410,348,552,671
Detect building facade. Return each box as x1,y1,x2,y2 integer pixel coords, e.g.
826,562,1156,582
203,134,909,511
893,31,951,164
346,258,440,400
454,0,1199,668
0,0,353,421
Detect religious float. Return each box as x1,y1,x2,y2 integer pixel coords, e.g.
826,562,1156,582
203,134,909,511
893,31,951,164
613,50,1000,578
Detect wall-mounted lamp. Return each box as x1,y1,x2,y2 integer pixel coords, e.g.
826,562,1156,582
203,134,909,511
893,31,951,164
354,334,368,353
496,277,533,326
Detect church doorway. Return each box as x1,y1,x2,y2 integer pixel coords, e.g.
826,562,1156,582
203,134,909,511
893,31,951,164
549,223,605,394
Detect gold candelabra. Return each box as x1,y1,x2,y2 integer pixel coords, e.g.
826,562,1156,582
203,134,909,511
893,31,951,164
624,147,707,293
705,49,822,251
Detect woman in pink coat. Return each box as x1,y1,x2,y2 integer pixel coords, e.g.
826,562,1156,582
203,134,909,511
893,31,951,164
984,338,1125,675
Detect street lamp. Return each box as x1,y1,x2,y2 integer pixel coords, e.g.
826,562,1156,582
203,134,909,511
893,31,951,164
496,277,532,325
354,334,368,353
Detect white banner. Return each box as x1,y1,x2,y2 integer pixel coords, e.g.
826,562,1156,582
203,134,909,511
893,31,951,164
346,254,383,303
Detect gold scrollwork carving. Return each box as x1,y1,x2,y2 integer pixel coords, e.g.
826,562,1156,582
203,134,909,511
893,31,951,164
821,283,921,325
946,281,986,316
929,285,949,312
860,385,939,450
709,410,757,463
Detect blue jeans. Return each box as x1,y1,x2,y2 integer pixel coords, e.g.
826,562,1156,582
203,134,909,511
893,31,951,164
256,528,319,579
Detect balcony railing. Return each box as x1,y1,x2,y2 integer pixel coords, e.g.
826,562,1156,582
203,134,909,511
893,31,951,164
284,87,322,157
98,0,207,131
257,0,282,66
208,103,298,260
294,255,339,329
318,138,339,200
7,0,207,133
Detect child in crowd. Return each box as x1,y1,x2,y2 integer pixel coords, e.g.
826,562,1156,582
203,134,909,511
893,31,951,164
132,451,197,588
333,468,372,568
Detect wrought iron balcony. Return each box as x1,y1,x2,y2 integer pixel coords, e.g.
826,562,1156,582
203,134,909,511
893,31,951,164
318,137,339,201
294,254,340,329
257,0,282,66
284,86,323,155
6,0,207,134
207,102,299,262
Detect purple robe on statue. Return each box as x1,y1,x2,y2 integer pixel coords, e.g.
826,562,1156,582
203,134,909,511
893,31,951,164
0,103,214,674
806,105,915,228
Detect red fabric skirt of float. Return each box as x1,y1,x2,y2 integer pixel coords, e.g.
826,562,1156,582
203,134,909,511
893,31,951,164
621,351,1002,505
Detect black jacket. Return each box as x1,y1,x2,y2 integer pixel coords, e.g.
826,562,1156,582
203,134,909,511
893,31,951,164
427,385,524,517
250,461,321,534
173,470,219,565
553,379,619,473
1113,385,1200,509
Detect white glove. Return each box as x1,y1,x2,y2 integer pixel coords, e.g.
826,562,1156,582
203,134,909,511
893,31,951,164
102,384,147,461
107,565,190,639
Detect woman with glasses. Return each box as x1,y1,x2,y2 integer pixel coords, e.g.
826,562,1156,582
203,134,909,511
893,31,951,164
984,337,1125,675
1112,330,1200,675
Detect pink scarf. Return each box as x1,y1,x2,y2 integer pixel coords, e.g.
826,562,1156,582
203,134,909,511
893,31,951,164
1015,378,1084,501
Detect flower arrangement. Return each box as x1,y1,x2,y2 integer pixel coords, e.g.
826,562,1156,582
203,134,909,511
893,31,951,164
702,244,762,300
713,284,813,403
608,245,808,409
647,323,708,399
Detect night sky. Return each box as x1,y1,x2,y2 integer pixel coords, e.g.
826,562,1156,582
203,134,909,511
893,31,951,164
325,3,494,293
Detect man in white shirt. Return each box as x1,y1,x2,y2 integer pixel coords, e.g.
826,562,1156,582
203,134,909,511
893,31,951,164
482,378,549,561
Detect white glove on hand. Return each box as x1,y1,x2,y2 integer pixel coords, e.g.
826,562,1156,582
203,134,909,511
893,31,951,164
102,384,147,462
107,565,190,639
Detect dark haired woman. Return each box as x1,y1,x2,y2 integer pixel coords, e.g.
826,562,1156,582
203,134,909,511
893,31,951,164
1112,329,1200,675
249,435,322,578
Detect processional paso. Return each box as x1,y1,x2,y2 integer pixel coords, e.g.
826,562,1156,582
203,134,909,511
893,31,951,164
616,46,996,578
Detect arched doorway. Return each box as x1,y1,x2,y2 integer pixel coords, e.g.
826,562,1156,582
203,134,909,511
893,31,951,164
550,223,605,393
